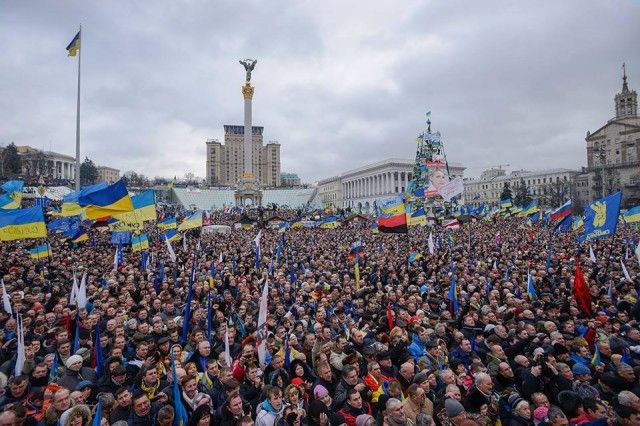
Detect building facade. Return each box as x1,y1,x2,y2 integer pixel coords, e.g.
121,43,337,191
316,158,465,210
97,166,120,184
464,168,580,208
584,69,640,206
316,176,342,208
280,172,301,187
205,125,281,187
16,145,76,181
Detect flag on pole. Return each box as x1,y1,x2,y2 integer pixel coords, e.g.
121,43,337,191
354,253,361,290
589,246,596,263
1,280,11,315
428,232,435,255
545,245,552,273
165,234,176,262
48,353,59,383
180,256,196,344
257,280,269,366
573,262,592,317
14,314,25,377
66,31,81,56
387,304,394,330
621,260,632,282
72,316,81,353
591,344,601,366
579,192,622,242
76,272,87,309
171,353,189,426
206,290,213,341
91,400,102,426
224,325,232,367
527,271,536,300
94,323,104,379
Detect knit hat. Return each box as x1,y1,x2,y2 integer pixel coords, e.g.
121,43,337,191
508,393,525,410
572,363,591,376
356,414,374,426
413,371,429,385
313,385,329,399
65,355,83,368
445,399,465,418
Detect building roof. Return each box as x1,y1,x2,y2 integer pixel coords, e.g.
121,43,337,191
172,187,318,210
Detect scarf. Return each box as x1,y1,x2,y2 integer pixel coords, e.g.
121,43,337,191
140,379,160,399
261,399,278,414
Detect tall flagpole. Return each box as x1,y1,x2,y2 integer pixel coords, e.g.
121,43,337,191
74,25,82,192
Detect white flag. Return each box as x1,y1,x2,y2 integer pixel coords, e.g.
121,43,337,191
196,239,201,251
428,233,435,255
77,272,87,309
253,230,262,250
1,280,12,316
113,246,119,271
219,253,223,264
165,236,176,262
636,241,640,267
257,279,269,366
626,246,630,260
621,260,632,282
69,273,78,306
493,260,497,270
183,234,188,252
224,326,232,366
14,314,25,377
589,246,596,263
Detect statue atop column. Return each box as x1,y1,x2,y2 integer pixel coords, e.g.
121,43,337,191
239,59,257,83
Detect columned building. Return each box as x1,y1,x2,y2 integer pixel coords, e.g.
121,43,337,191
464,168,580,208
316,159,465,211
97,166,120,184
16,145,76,181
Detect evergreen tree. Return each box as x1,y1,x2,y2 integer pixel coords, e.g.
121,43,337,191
500,182,512,201
0,143,22,178
513,178,532,207
80,157,98,185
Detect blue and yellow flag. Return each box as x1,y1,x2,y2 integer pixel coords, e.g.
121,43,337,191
500,198,512,208
320,216,338,229
61,182,108,217
131,233,149,252
579,192,622,242
521,200,539,216
30,244,52,259
572,215,584,231
158,216,177,230
78,179,134,220
408,208,427,226
408,252,423,264
371,222,379,233
591,343,601,366
0,180,24,210
66,31,80,56
448,275,459,315
113,190,156,225
623,205,640,224
0,207,47,241
71,229,89,243
291,220,303,229
164,228,180,242
177,211,203,231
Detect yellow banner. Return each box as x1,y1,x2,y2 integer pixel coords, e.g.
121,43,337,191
0,222,47,241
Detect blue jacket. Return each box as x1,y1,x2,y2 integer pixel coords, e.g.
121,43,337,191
407,334,426,361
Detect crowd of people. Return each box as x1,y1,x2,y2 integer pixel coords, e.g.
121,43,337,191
0,205,639,426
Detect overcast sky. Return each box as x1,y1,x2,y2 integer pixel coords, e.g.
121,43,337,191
2,1,639,182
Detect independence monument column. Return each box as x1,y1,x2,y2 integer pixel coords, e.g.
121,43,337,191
235,58,262,207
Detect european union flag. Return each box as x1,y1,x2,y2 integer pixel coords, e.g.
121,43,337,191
579,192,622,242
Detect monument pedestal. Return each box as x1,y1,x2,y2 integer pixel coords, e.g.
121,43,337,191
235,173,262,207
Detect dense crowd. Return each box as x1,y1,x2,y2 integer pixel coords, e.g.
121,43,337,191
0,209,640,426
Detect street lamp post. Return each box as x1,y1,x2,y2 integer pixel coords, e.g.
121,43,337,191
593,145,606,198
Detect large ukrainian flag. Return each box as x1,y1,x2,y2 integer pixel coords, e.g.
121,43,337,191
177,211,203,231
61,182,108,217
131,233,149,252
0,207,47,241
78,180,134,220
113,190,156,225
